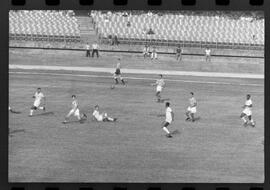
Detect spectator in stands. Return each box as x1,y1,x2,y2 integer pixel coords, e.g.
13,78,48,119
127,21,131,27
92,41,99,58
86,42,91,57
143,45,150,59
176,45,182,61
205,47,211,62
114,35,119,46
151,46,158,60
147,28,155,35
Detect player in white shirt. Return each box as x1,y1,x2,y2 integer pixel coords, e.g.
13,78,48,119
162,102,174,138
185,92,197,122
86,42,90,57
205,47,211,62
29,88,46,116
63,95,87,124
240,94,255,127
92,105,117,122
151,74,165,102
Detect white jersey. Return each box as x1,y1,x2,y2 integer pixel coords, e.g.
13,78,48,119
205,49,211,55
243,99,252,116
93,110,103,121
156,79,165,92
33,92,44,107
165,107,173,123
189,97,197,107
71,100,78,110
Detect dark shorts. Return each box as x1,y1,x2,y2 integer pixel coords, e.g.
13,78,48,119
163,122,170,127
31,106,37,110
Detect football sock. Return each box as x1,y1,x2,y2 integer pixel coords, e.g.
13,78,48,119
162,127,170,134
121,79,125,85
191,113,195,120
107,117,114,121
241,117,247,123
39,106,44,110
115,79,118,84
30,109,33,115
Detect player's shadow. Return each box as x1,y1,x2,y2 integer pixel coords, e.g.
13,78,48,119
171,129,180,135
158,98,170,103
32,111,54,117
9,129,25,135
186,116,201,122
62,118,87,124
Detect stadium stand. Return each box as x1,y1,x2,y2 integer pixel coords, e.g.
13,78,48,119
91,11,264,50
9,10,81,42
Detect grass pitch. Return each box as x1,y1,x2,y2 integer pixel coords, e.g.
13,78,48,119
9,49,264,183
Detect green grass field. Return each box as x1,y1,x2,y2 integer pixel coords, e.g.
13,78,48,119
9,49,264,183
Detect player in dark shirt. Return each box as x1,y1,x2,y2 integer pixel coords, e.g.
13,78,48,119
176,45,182,61
113,58,126,85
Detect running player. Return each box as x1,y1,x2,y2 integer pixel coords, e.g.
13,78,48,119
113,58,126,86
185,92,197,122
240,94,255,127
92,105,117,122
151,74,165,102
162,102,174,138
29,88,46,116
63,95,87,124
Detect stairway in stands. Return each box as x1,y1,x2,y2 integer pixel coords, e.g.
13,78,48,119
75,11,98,44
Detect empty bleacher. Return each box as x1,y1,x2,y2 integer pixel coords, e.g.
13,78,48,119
92,11,264,49
9,10,81,42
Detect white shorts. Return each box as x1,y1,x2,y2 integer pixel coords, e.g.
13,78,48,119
68,108,80,117
33,100,41,107
242,108,252,116
156,86,162,92
187,106,197,113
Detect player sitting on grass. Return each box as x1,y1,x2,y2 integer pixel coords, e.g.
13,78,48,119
92,105,117,122
29,88,46,116
185,92,197,122
162,102,174,138
151,74,165,102
63,95,87,124
240,94,255,127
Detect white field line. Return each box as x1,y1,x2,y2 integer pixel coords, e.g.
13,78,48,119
9,64,264,79
9,71,264,87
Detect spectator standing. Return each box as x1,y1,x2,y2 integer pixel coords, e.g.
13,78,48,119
92,41,99,58
205,47,211,62
85,42,91,57
143,45,150,59
151,46,158,60
176,45,182,61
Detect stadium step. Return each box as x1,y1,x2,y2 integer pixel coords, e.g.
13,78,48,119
76,15,98,43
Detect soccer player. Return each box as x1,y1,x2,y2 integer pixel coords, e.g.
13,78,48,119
151,46,158,60
92,105,117,122
151,74,165,102
176,45,182,61
29,88,46,116
63,95,87,124
240,94,255,127
205,47,211,62
162,102,174,138
185,92,197,122
113,58,126,85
